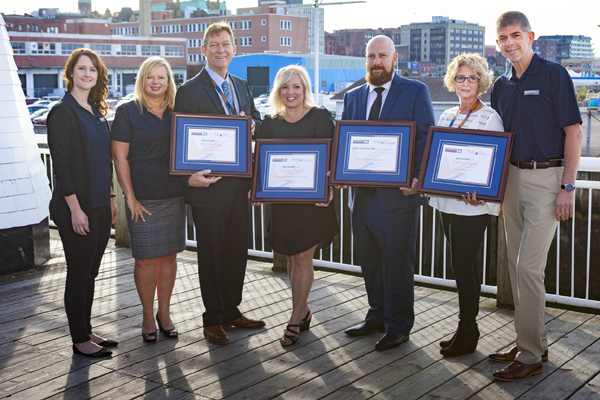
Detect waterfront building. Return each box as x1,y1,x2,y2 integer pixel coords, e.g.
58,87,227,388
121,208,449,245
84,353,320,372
538,35,594,63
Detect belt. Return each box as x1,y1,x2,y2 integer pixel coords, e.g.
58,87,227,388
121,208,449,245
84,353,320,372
510,159,564,169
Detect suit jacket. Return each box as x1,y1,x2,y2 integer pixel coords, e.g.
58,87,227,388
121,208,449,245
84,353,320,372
342,73,435,211
173,68,262,208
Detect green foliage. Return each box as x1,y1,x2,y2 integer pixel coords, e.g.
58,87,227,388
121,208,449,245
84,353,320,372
402,70,410,77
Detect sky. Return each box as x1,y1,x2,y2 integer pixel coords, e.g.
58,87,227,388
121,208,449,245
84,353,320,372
4,0,599,55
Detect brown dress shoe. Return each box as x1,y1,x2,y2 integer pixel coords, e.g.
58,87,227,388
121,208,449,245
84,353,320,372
203,325,229,344
224,315,266,329
493,360,543,382
489,345,548,363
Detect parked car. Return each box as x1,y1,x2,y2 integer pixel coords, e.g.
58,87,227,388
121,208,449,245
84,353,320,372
28,105,49,115
106,99,119,110
25,97,40,105
42,95,62,102
29,108,50,121
254,93,268,106
32,110,50,125
31,99,53,107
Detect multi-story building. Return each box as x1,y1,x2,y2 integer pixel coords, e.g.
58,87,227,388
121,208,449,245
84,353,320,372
327,28,402,57
400,16,485,76
9,30,187,98
324,33,336,55
561,59,600,77
538,35,594,63
532,39,557,63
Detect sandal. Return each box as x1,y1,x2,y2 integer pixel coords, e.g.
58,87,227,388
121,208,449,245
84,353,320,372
300,310,312,332
280,324,300,346
156,313,178,338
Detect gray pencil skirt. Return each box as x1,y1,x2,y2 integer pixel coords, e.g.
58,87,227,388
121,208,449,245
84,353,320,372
125,196,186,260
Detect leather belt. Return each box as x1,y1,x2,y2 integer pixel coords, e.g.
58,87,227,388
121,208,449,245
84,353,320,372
510,159,564,169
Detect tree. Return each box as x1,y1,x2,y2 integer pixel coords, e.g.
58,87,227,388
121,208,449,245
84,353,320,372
402,70,410,77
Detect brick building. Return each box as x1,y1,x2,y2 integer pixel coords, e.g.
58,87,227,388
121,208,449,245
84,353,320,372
532,39,557,63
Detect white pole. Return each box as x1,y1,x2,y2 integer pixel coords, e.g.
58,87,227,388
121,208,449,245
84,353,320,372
314,3,319,106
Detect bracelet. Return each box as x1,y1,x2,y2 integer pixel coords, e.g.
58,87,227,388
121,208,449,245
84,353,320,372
110,194,116,198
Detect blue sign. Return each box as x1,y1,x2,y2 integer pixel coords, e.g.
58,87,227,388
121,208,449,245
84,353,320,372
408,62,419,69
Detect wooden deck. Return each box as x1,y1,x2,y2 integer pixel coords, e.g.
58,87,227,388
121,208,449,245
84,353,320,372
1,232,600,400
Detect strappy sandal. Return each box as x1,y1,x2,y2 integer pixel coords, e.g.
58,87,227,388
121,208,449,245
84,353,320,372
300,310,312,332
280,324,300,346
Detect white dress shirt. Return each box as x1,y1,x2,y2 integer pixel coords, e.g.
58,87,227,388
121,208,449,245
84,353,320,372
365,79,392,119
205,65,240,115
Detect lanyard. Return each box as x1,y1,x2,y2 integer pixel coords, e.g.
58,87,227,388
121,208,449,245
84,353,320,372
449,99,480,128
210,77,237,116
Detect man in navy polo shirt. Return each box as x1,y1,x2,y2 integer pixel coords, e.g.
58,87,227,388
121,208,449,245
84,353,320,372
489,11,582,382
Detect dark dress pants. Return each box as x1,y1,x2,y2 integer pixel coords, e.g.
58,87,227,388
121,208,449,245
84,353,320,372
55,205,112,344
351,189,419,336
439,211,490,323
191,186,249,327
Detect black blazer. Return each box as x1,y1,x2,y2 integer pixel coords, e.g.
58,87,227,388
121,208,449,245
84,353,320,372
173,68,262,208
47,100,112,220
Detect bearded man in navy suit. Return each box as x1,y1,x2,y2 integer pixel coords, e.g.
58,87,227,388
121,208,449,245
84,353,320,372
342,35,435,350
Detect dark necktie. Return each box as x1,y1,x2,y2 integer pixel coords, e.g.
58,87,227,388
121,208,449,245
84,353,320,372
368,87,385,121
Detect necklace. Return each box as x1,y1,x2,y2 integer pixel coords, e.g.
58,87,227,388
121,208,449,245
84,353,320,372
449,99,480,128
149,104,166,113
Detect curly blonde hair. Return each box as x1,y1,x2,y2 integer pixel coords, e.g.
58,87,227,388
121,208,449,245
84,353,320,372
443,53,493,95
267,65,315,118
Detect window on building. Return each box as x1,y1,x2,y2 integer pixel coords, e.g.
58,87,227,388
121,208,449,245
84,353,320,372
261,36,266,42
280,37,291,46
31,42,56,55
228,21,237,30
12,42,26,55
165,46,183,57
239,20,251,30
239,37,252,47
280,20,291,30
117,44,137,56
142,45,161,56
90,43,111,56
261,19,266,26
61,43,84,55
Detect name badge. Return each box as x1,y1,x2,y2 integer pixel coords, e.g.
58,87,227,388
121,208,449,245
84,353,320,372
524,90,540,96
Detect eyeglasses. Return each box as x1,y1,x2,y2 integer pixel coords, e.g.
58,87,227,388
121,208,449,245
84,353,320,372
454,75,480,83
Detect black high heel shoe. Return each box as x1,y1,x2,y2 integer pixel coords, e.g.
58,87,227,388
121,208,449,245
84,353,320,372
72,344,112,358
280,324,300,346
156,313,178,338
300,310,312,332
142,330,157,342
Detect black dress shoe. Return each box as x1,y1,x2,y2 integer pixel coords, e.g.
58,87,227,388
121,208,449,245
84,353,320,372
97,339,118,347
345,322,385,336
72,345,112,358
375,332,409,350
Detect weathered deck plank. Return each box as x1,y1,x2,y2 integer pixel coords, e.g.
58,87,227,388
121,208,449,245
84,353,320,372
1,234,599,400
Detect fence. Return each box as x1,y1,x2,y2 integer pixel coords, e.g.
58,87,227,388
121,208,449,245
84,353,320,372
39,147,600,310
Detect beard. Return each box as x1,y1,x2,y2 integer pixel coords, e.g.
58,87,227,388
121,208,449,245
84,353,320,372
366,64,394,86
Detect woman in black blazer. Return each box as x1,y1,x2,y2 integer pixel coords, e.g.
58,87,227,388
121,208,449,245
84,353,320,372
48,48,119,358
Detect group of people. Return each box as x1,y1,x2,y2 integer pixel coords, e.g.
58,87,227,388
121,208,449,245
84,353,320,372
48,10,582,383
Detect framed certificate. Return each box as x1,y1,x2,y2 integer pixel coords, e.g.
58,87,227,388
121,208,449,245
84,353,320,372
251,139,332,204
170,113,252,177
330,121,416,187
417,126,514,202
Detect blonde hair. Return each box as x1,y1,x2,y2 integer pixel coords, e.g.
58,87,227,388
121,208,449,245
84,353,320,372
267,65,315,118
133,57,176,114
203,21,235,46
444,53,493,95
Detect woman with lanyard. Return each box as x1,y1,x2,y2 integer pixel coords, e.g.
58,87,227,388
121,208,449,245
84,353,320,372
427,54,504,357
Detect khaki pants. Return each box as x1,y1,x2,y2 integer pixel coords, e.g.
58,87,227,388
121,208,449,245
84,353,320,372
503,164,563,364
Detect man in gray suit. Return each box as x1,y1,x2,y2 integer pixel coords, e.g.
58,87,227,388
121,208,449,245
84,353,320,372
174,22,264,345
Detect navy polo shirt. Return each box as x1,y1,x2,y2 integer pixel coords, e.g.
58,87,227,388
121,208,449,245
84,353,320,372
491,54,582,162
110,100,184,200
63,92,111,208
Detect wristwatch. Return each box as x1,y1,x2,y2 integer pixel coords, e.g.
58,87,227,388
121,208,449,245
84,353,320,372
561,183,576,193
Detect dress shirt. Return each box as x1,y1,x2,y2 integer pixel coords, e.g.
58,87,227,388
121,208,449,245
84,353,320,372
365,79,392,120
204,65,240,115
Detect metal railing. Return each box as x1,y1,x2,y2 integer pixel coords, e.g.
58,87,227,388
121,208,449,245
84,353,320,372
39,147,600,309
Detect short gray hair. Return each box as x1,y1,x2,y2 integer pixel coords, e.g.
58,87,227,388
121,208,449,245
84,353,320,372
496,11,531,33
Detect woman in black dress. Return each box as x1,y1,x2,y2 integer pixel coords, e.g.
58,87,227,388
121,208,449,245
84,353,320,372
257,65,339,346
47,48,119,357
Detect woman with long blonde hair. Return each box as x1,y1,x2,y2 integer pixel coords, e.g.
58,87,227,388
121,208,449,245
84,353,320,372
111,57,185,342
